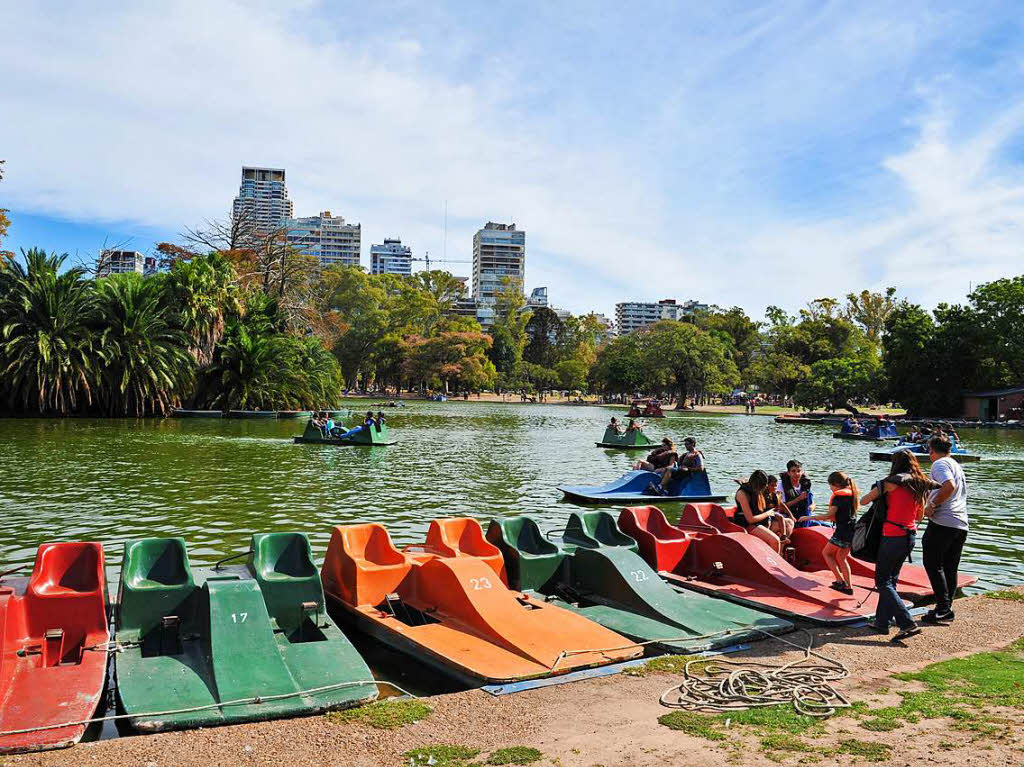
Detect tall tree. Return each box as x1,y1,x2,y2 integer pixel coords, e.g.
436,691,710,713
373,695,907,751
845,287,897,346
524,306,564,368
968,276,1024,381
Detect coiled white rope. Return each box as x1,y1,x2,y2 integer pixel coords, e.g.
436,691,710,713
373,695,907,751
658,629,850,717
0,679,413,737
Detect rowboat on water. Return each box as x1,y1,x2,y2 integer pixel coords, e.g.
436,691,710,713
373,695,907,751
559,469,727,504
171,409,223,418
832,420,900,441
485,512,792,653
321,518,641,686
595,425,655,450
774,415,825,425
115,533,376,733
869,439,981,463
0,543,109,754
619,506,889,624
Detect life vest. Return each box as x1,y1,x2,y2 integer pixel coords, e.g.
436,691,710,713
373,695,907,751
779,472,812,516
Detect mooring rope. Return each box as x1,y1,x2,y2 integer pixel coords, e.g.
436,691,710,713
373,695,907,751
658,629,850,717
0,680,414,737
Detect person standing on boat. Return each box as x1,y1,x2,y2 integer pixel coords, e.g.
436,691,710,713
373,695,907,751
859,451,939,642
921,435,969,624
733,470,783,552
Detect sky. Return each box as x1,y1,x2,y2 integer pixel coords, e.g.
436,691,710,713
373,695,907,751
3,0,1024,319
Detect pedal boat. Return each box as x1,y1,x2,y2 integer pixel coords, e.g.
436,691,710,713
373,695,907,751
115,533,375,732
559,469,727,505
619,506,890,624
293,420,395,446
486,512,792,653
321,519,641,686
595,425,655,450
0,543,108,754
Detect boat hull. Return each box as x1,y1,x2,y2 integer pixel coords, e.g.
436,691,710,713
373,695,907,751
0,543,109,755
869,447,980,463
559,469,727,505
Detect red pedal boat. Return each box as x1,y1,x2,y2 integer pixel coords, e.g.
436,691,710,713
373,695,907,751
0,543,109,754
619,506,889,624
678,504,977,601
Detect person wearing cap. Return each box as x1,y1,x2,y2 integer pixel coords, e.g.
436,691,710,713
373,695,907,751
647,436,704,496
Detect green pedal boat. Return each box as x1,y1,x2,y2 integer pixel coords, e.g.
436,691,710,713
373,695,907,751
486,511,793,653
595,425,655,449
115,533,377,732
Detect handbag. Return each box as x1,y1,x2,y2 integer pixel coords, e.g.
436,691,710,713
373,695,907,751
851,480,888,563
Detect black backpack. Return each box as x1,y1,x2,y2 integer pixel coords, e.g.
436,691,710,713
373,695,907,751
851,480,888,563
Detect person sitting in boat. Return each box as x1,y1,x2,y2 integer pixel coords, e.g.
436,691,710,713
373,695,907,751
323,414,336,437
609,416,624,434
633,438,677,472
625,418,643,433
841,416,861,434
627,404,642,418
374,411,386,431
647,436,703,495
778,460,818,526
733,470,784,553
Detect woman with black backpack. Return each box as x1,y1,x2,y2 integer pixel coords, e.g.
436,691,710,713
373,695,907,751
859,451,939,642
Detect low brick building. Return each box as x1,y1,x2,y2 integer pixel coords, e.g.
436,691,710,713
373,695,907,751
962,385,1024,421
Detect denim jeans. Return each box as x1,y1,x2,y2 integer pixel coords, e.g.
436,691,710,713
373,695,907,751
874,532,916,630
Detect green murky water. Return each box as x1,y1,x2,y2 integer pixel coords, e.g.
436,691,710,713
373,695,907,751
1,402,1022,590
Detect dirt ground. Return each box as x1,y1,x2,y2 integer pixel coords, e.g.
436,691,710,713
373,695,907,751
10,587,1024,767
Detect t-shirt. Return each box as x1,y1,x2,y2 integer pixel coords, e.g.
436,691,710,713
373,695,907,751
929,457,968,531
829,488,856,539
883,484,919,537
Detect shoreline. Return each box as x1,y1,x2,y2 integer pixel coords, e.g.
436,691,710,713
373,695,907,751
12,587,1024,767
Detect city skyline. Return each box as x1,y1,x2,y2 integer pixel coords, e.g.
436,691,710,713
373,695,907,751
4,3,1024,320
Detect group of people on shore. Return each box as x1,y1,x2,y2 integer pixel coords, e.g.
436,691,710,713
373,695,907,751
632,431,969,643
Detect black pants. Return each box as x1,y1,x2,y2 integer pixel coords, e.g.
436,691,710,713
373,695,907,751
922,522,968,612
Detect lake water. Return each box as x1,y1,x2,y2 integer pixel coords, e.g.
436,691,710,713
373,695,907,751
2,402,1022,591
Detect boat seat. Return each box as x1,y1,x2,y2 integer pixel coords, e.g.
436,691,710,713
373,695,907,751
250,532,324,633
618,506,691,573
664,469,715,498
120,538,197,639
485,517,565,591
678,504,722,533
703,505,747,534
425,518,505,578
563,511,638,552
321,523,412,607
24,542,107,655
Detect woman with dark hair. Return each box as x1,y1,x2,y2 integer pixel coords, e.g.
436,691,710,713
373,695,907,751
859,450,939,642
733,470,783,553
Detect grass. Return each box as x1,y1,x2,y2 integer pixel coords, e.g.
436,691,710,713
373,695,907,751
622,654,703,677
404,745,480,766
655,636,1024,761
984,588,1024,602
484,747,543,765
326,699,433,730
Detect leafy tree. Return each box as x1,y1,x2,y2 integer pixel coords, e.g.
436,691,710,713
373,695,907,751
0,160,12,262
845,287,897,346
555,358,588,392
94,273,193,416
524,306,563,368
488,278,532,376
696,307,762,374
592,332,646,394
746,349,809,400
521,362,560,395
201,322,303,410
640,321,739,402
0,249,98,413
968,276,1024,381
402,328,495,392
795,356,878,411
164,252,240,365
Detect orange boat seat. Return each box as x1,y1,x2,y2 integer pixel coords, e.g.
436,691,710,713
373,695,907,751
425,518,505,579
321,523,412,608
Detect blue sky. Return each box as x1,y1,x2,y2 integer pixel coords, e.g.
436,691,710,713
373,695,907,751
3,1,1024,317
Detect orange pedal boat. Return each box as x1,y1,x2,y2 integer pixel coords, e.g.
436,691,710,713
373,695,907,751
0,543,109,754
321,518,642,685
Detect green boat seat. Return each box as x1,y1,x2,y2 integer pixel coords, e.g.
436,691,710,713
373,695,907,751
249,533,324,635
485,517,565,592
120,538,197,641
563,511,639,553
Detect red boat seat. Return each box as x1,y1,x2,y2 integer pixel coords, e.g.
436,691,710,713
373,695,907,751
618,506,693,573
321,523,412,608
682,503,746,534
425,518,505,579
24,543,106,663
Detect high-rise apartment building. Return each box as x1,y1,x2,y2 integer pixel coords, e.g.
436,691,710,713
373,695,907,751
370,238,413,276
614,298,709,334
97,249,145,277
232,166,293,233
472,222,525,303
285,211,361,269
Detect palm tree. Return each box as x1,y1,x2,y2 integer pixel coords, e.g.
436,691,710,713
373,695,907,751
292,336,343,408
164,252,240,365
0,248,98,413
95,273,194,416
202,323,302,410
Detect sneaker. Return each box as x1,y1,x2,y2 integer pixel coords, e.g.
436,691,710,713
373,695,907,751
829,580,844,589
866,622,890,634
922,609,955,624
644,482,665,497
891,625,923,643
839,584,855,596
